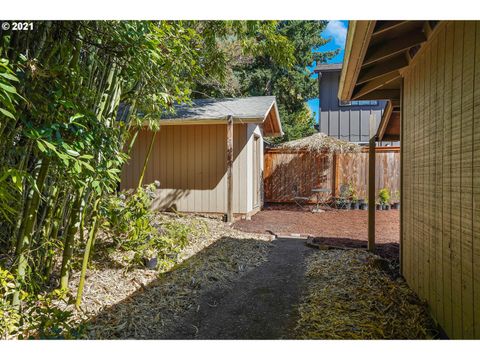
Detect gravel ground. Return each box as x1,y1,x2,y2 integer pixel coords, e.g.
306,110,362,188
235,204,400,244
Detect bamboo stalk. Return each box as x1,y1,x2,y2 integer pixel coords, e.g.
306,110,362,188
36,185,60,274
75,197,101,309
59,187,85,290
137,130,158,189
12,157,51,306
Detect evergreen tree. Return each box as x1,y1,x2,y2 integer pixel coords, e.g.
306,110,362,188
194,21,338,142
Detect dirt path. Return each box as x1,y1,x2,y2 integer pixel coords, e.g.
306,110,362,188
164,237,313,339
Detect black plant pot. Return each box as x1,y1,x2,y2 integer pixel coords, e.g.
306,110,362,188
382,204,390,210
376,204,382,210
351,202,360,210
144,257,158,269
360,203,368,210
391,202,400,210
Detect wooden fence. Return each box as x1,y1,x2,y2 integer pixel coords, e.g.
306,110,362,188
264,147,400,203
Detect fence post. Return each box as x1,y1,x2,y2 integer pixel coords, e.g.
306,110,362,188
226,115,234,223
368,114,377,252
332,153,338,197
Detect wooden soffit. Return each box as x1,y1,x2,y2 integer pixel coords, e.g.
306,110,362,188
339,20,442,140
339,21,441,102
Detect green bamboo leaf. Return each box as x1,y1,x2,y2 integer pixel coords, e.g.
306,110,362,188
74,161,81,173
57,152,70,166
0,107,15,119
66,149,80,157
81,161,94,172
0,72,19,82
69,113,84,122
36,140,46,153
11,174,23,192
0,82,17,94
42,140,57,151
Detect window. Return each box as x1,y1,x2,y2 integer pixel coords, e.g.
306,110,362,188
339,100,378,107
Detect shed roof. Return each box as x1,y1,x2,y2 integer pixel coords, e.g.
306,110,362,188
156,96,283,137
314,63,342,73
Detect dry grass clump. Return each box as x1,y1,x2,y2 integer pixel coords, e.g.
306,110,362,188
276,132,360,153
67,212,272,339
294,249,437,339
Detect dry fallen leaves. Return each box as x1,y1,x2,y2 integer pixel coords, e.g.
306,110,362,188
294,249,437,339
66,212,272,339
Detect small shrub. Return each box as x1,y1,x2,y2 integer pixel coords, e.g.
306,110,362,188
0,267,22,339
101,184,195,270
378,188,391,205
1,267,83,339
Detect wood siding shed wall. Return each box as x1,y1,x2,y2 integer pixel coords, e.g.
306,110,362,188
120,124,250,214
401,21,480,339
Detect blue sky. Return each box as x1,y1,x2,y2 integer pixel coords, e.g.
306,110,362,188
307,20,348,123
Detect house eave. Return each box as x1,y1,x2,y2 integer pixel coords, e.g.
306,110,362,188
338,21,377,102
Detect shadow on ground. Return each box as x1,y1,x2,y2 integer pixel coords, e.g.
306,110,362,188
82,233,401,339
84,235,311,339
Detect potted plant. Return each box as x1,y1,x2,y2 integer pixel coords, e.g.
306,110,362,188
351,194,360,210
391,190,400,210
348,184,359,210
359,198,368,210
335,198,349,210
378,188,391,210
376,202,382,210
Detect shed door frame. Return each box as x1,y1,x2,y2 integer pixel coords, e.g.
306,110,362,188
253,135,261,208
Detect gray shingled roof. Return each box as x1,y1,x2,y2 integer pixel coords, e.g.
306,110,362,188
314,63,342,73
160,96,277,122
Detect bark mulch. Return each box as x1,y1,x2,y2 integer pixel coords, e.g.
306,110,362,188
234,204,400,268
235,204,399,244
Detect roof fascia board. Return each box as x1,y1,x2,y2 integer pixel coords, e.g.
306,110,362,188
338,21,376,102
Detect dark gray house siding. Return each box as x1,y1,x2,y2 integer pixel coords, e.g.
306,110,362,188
315,64,398,146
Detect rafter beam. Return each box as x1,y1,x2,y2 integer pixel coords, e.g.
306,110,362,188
357,54,409,85
363,29,427,66
377,101,393,141
423,21,433,39
353,89,400,101
352,71,401,100
372,21,409,37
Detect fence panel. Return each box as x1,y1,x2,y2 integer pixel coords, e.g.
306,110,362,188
264,147,400,203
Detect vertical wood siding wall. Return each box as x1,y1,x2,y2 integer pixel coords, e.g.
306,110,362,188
401,21,480,339
120,124,249,214
319,71,389,143
263,148,400,203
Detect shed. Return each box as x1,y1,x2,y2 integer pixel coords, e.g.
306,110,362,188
120,96,283,220
339,20,480,339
